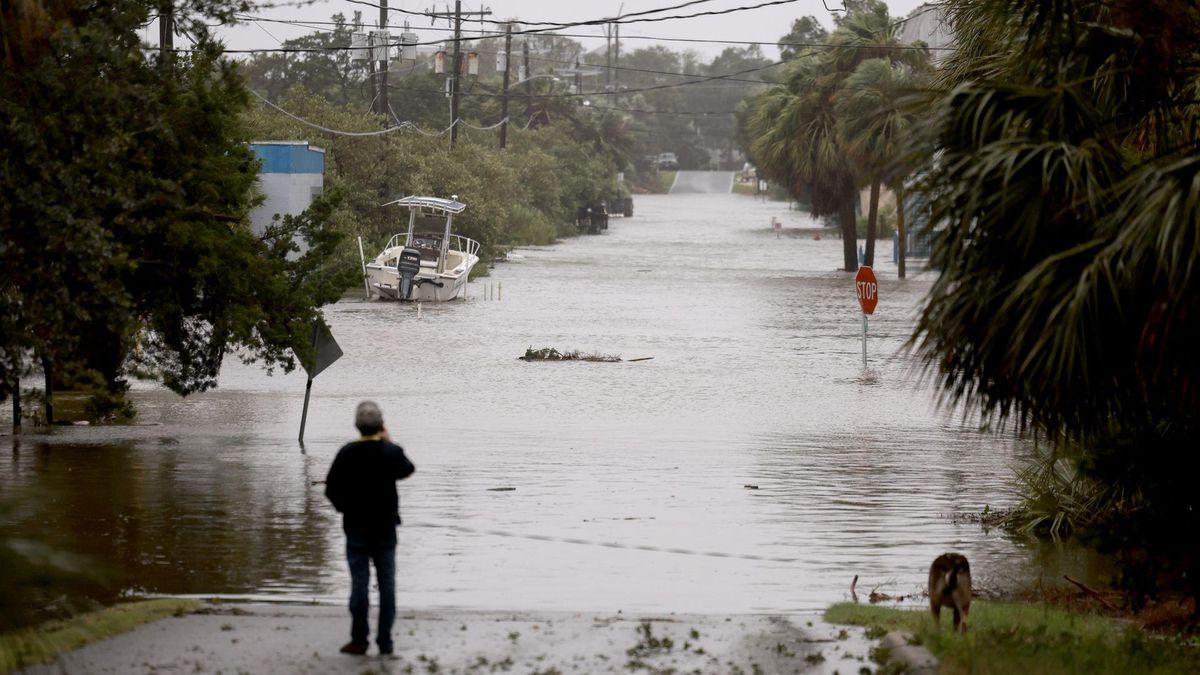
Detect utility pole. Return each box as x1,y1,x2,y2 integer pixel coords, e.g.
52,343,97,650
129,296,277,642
574,57,582,98
613,22,620,103
158,1,174,64
424,2,491,149
499,23,512,149
378,0,389,123
605,23,612,99
450,0,462,147
523,39,532,124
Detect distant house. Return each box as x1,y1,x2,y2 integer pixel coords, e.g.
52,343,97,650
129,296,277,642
248,141,325,237
897,3,956,62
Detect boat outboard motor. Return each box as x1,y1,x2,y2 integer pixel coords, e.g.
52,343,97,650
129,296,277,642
397,247,423,300
590,203,608,232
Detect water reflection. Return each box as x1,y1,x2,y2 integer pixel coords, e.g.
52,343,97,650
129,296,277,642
2,192,1107,613
4,439,335,598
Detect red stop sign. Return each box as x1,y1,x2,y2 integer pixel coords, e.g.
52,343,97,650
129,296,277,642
855,266,879,315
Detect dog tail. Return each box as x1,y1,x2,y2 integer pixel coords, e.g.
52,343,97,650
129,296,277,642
946,557,971,595
942,569,957,595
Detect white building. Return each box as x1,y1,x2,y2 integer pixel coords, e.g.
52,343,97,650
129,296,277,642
248,141,325,236
897,3,956,62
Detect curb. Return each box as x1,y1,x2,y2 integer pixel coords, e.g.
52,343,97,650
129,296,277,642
879,631,938,674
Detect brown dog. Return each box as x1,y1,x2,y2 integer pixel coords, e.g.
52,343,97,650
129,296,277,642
929,553,972,633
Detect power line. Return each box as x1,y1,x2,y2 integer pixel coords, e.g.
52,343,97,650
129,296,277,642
254,87,509,137
232,16,776,84
490,0,725,27
493,0,798,28
465,59,785,99
352,71,775,102
588,103,740,116
206,15,955,55
161,36,944,56
343,0,796,30
250,89,413,135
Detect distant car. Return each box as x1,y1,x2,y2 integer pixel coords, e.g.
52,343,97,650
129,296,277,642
656,153,679,170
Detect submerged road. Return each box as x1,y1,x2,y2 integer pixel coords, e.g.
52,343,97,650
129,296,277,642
2,191,1098,617
669,170,734,194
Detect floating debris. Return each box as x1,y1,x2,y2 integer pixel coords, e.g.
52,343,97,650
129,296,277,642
743,484,760,490
519,346,621,362
487,487,517,492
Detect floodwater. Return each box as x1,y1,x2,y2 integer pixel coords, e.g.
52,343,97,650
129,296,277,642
2,188,1105,614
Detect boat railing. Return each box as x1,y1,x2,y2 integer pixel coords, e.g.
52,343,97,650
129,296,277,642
380,232,478,260
382,233,405,251
447,234,481,259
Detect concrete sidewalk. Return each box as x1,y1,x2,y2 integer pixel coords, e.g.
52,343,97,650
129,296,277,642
23,604,880,674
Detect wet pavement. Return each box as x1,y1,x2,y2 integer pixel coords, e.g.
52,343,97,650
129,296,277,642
22,606,881,675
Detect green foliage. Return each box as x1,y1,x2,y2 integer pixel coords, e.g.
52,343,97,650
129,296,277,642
0,0,353,401
743,1,931,271
0,598,199,671
778,16,829,61
909,0,1200,603
239,18,768,174
826,601,1200,675
856,202,896,239
655,171,678,194
989,442,1139,540
241,89,618,264
240,13,362,107
503,205,557,247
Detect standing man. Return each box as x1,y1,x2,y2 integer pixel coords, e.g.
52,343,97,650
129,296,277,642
325,401,416,656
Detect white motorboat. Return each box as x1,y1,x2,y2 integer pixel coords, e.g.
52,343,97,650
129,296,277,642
364,196,480,302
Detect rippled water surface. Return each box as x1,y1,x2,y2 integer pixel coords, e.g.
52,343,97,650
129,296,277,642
3,190,1103,613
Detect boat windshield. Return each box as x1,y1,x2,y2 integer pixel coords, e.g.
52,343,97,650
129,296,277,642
410,232,444,260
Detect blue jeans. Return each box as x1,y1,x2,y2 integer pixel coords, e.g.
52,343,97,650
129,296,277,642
346,536,396,650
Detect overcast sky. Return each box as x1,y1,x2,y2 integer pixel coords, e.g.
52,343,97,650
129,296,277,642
152,0,934,62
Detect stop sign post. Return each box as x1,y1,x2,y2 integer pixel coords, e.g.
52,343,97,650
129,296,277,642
855,266,879,367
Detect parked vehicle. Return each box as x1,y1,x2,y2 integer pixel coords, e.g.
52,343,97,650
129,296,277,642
656,152,679,170
608,180,634,217
575,203,609,234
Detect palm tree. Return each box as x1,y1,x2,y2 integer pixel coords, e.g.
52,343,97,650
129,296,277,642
748,58,860,270
828,5,927,269
910,0,1200,604
835,59,926,275
744,0,929,272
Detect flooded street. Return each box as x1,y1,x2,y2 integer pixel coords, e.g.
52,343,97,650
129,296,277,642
2,189,1098,614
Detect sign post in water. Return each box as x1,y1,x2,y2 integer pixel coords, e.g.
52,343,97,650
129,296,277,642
297,320,343,445
855,266,879,368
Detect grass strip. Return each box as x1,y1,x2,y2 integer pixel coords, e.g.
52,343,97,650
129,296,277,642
0,598,199,673
657,171,678,193
731,181,758,195
826,601,1200,675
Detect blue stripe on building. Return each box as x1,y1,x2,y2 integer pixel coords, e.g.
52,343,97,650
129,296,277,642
250,142,325,174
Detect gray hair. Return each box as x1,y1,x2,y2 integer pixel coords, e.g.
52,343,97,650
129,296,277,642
355,401,384,435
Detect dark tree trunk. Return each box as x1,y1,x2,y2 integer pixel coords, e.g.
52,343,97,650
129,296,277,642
865,179,880,267
841,199,858,272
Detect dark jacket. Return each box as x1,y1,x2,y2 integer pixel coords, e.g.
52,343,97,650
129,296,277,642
325,438,415,541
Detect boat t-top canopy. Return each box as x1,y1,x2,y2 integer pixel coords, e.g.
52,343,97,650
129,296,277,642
381,195,466,214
